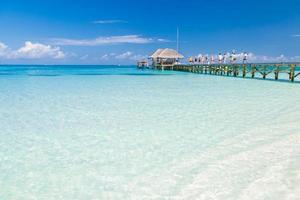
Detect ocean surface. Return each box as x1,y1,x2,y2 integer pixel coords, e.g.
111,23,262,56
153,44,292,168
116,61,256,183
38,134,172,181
0,65,299,200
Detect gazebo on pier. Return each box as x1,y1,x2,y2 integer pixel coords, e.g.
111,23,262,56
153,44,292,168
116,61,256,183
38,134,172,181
150,48,184,69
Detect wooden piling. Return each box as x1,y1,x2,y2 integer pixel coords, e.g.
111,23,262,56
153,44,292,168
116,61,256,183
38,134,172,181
262,65,267,79
290,64,295,82
242,64,246,77
251,65,256,78
275,64,279,80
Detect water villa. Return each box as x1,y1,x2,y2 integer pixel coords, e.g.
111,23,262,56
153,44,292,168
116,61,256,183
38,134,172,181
150,48,184,69
137,60,149,69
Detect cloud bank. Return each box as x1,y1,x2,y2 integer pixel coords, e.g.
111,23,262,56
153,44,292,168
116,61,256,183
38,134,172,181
0,41,65,59
101,51,147,61
241,53,300,63
51,35,168,46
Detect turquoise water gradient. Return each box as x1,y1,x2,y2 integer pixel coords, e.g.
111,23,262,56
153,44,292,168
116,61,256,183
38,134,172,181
0,66,299,199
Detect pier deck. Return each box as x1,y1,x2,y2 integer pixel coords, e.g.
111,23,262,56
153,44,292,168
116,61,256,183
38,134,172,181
155,63,300,82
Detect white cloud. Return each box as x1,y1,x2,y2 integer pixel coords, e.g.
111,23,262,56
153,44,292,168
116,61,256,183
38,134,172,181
100,53,117,60
0,42,9,57
0,41,65,59
0,42,8,50
247,53,290,62
115,51,133,59
115,51,147,61
157,38,171,42
100,54,110,60
79,54,89,60
291,34,300,37
100,51,147,61
288,55,300,61
15,41,65,59
127,54,147,61
92,20,127,24
51,35,168,46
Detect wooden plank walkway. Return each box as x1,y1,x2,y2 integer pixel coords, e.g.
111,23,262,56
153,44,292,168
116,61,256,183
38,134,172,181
155,63,300,82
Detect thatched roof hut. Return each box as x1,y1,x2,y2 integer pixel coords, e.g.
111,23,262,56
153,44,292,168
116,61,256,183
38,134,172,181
150,48,184,59
150,48,184,68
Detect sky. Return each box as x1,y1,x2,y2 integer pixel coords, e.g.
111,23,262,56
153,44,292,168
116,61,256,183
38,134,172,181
0,0,300,64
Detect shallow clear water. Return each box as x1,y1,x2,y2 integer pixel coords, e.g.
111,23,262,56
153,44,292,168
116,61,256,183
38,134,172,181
0,65,299,200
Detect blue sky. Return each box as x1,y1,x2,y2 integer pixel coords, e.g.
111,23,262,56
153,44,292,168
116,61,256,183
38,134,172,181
0,0,300,64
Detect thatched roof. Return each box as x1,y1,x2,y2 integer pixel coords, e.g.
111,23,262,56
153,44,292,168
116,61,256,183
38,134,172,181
150,48,184,59
150,49,164,58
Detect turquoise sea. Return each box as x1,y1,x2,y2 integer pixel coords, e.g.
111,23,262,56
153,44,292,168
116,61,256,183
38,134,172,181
0,65,299,199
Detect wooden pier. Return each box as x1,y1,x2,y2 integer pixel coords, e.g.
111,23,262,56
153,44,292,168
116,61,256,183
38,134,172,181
155,63,300,82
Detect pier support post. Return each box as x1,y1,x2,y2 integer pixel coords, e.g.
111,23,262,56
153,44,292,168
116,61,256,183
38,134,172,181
242,64,246,78
251,65,256,78
290,64,295,82
226,66,230,76
275,65,279,80
233,65,237,77
262,65,267,79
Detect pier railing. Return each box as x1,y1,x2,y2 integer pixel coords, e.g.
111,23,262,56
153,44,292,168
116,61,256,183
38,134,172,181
155,63,300,82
